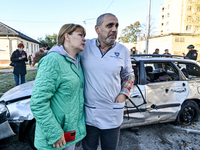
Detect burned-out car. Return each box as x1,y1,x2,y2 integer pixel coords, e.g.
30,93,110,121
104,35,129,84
122,54,200,129
0,54,200,148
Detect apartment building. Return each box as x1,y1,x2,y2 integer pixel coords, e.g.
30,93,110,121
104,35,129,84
135,0,200,60
160,0,200,35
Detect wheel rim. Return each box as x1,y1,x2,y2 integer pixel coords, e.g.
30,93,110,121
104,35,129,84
180,106,196,125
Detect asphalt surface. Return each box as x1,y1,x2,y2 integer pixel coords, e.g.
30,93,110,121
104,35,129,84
1,121,200,150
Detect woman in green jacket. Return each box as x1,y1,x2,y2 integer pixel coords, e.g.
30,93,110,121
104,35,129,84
30,24,86,150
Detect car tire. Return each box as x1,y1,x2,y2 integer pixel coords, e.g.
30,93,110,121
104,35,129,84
28,122,37,150
175,100,200,125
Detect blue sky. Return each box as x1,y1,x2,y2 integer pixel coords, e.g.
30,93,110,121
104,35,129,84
0,0,163,40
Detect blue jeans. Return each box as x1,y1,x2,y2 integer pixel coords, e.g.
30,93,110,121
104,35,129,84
14,74,25,86
82,125,120,150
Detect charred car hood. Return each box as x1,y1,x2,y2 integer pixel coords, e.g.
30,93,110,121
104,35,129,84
0,81,34,102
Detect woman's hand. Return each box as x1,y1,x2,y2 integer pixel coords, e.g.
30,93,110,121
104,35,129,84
19,55,25,60
53,133,66,149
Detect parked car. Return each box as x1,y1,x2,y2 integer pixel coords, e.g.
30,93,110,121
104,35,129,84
0,54,200,149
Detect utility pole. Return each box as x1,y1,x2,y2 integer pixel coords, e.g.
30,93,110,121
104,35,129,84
145,0,151,54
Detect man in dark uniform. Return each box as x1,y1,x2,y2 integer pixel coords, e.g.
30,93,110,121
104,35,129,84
185,45,198,60
184,44,198,70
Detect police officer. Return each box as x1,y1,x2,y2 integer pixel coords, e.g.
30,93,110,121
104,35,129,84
184,45,198,70
184,45,198,60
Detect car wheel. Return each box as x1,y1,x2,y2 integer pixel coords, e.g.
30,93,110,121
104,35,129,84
175,100,200,125
28,122,37,150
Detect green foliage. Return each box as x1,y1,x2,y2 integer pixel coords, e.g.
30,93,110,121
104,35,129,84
118,21,141,43
38,33,58,48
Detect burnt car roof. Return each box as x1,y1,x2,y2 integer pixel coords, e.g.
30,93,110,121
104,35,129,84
131,54,198,64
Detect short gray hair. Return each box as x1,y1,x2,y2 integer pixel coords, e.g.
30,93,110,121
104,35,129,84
96,13,116,26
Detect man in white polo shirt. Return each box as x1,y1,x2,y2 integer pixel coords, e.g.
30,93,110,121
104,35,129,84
80,13,134,150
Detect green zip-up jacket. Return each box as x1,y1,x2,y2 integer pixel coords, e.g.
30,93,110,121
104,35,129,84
30,51,86,150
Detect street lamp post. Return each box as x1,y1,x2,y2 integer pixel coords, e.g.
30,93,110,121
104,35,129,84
145,0,151,54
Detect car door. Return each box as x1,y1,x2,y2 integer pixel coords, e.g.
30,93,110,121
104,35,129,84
124,85,146,122
144,62,189,123
123,62,147,128
175,61,200,100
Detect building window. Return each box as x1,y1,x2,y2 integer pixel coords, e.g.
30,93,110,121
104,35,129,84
166,22,169,26
195,26,200,31
187,16,192,22
162,7,164,12
186,25,192,31
175,37,179,42
162,15,164,20
161,30,163,35
180,37,185,42
188,6,192,11
31,44,33,53
161,23,164,26
167,13,170,17
197,6,200,12
175,37,185,42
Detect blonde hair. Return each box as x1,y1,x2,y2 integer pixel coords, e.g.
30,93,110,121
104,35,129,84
57,24,86,46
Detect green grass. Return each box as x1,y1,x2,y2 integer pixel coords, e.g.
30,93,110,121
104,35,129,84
0,70,37,97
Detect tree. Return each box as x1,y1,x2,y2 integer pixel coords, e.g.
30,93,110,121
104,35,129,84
141,16,157,37
118,21,141,43
38,33,58,48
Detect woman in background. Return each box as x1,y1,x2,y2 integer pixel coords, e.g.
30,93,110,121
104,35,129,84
11,43,28,86
30,24,86,150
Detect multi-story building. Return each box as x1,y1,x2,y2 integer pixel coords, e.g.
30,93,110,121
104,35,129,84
160,0,200,35
135,0,200,60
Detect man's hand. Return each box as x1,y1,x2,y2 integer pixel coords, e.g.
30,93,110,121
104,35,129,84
53,133,66,149
115,94,126,103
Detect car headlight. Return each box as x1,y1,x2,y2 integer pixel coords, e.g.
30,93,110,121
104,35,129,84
0,101,10,118
0,102,7,114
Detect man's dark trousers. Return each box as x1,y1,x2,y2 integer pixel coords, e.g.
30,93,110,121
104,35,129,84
82,125,120,150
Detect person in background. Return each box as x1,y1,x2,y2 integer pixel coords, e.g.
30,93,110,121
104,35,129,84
28,54,32,67
41,43,47,51
80,13,134,150
184,44,198,70
153,48,159,55
163,49,171,55
46,43,51,50
163,49,171,58
130,47,137,54
31,43,49,66
11,43,28,86
30,24,86,150
184,45,198,61
152,48,160,68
